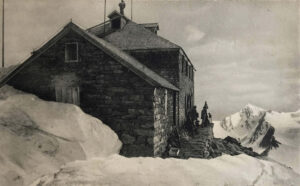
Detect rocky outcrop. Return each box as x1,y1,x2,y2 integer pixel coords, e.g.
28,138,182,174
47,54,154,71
177,124,259,159
179,124,217,159
211,137,259,157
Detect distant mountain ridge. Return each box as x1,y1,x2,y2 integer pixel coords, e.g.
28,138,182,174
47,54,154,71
219,104,274,152
214,104,300,173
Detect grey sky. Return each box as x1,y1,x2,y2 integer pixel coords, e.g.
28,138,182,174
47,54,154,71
0,0,299,119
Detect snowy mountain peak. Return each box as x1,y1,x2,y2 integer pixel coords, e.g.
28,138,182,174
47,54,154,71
216,104,300,173
242,104,265,116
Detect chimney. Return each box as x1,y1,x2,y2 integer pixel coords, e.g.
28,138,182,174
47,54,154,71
119,0,126,15
108,1,128,30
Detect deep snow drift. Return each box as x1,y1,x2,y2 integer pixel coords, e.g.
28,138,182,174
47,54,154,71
31,154,300,186
0,85,121,186
1,85,299,186
214,104,300,173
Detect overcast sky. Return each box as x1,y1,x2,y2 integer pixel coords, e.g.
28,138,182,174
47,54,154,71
0,0,299,119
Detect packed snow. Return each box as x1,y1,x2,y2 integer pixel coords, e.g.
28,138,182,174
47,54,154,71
1,85,299,186
31,154,300,186
267,110,300,173
0,85,121,186
214,104,300,173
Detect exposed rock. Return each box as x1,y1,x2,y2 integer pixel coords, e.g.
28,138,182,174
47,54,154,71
259,126,280,149
224,136,241,146
211,138,259,157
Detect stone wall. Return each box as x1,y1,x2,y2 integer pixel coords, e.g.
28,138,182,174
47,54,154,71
127,49,194,128
178,53,194,127
153,87,176,156
8,30,156,157
126,49,180,87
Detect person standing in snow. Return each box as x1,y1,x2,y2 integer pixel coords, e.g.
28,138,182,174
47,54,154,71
201,101,210,127
208,113,212,124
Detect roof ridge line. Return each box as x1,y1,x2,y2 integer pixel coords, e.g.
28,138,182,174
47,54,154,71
0,22,179,92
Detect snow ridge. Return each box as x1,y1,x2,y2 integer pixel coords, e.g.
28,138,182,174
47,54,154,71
0,85,122,186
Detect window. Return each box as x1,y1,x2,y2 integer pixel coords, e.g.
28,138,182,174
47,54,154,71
55,86,80,105
186,63,189,76
188,95,192,109
65,43,78,62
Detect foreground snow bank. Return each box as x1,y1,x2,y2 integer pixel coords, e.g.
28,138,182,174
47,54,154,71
0,86,122,186
32,154,300,186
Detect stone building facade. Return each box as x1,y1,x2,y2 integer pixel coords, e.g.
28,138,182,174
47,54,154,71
0,8,195,157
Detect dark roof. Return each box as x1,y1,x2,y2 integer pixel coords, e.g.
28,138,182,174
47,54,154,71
103,21,180,50
0,22,179,91
87,21,113,37
87,10,195,70
88,19,179,50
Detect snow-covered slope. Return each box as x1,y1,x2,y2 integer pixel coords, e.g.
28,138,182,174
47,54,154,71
0,86,122,186
214,104,300,173
1,84,299,186
31,154,300,186
267,110,300,174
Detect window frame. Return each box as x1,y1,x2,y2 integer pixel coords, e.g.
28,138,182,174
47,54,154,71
65,42,79,63
181,57,185,73
164,89,168,115
186,63,189,76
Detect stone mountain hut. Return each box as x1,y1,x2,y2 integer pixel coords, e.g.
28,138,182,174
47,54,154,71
0,3,195,157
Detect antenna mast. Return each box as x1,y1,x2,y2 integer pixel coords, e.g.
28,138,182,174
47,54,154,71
2,0,4,68
103,0,106,34
131,0,133,20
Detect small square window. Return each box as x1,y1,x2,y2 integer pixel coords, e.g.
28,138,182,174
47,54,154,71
65,43,78,62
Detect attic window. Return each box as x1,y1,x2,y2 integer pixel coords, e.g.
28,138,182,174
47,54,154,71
65,43,78,62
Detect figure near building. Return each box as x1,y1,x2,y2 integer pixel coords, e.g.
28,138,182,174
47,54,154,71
201,101,212,127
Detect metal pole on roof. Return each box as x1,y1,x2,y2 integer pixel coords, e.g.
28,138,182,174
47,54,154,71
103,0,106,34
131,0,133,20
1,0,4,68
